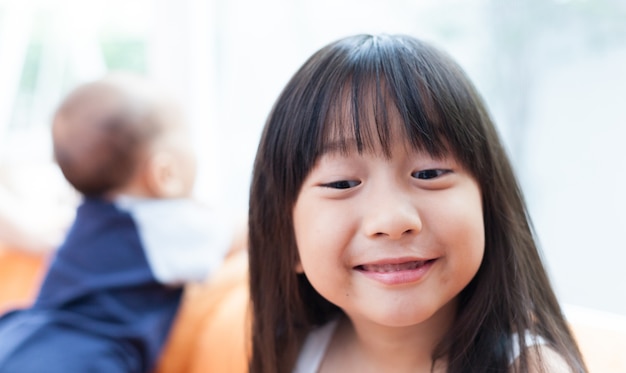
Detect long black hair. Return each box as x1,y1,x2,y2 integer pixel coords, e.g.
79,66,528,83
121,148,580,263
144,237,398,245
248,34,587,372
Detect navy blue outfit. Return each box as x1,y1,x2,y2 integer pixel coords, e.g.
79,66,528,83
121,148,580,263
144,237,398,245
0,197,183,373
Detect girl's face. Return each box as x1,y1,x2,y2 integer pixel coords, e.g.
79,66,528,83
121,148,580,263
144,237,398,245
293,127,485,331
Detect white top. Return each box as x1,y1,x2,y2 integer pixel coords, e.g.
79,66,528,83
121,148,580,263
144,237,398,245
115,196,233,285
293,319,340,373
292,319,547,373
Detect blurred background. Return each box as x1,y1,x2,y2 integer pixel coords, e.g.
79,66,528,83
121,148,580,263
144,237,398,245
0,0,625,317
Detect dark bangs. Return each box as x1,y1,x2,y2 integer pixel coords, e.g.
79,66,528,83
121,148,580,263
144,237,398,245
293,34,490,178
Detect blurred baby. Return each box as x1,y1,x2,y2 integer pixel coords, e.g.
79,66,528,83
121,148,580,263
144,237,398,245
0,73,237,373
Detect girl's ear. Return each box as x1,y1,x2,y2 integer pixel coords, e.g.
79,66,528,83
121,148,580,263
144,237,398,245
294,260,304,273
144,150,185,198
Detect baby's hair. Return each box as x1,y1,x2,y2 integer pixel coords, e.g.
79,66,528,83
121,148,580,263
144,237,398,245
248,34,586,372
52,74,173,197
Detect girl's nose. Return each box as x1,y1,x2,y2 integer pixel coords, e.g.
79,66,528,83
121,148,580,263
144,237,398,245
361,186,422,240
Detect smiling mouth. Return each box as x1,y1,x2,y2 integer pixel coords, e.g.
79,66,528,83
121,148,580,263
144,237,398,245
355,259,436,273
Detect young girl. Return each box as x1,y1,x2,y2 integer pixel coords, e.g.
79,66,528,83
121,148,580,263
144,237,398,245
248,34,587,372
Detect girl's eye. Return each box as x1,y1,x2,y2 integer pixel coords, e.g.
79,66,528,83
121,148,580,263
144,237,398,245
412,169,449,180
322,180,361,189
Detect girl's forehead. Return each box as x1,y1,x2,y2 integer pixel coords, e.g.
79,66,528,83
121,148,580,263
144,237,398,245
309,72,466,168
321,107,451,158
317,136,453,166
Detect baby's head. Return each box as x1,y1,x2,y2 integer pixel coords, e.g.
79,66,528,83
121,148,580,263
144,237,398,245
52,73,196,199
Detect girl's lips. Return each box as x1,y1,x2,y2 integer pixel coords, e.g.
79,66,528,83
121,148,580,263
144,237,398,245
354,259,437,285
358,260,429,272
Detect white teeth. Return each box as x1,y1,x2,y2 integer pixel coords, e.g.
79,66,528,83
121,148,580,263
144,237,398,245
362,261,426,272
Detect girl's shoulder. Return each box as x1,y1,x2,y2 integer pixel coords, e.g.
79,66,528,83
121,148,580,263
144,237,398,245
292,324,573,373
510,332,574,373
512,345,574,373
292,319,340,373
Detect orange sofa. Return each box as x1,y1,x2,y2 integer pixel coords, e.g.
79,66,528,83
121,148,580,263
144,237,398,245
0,244,49,314
155,251,249,373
